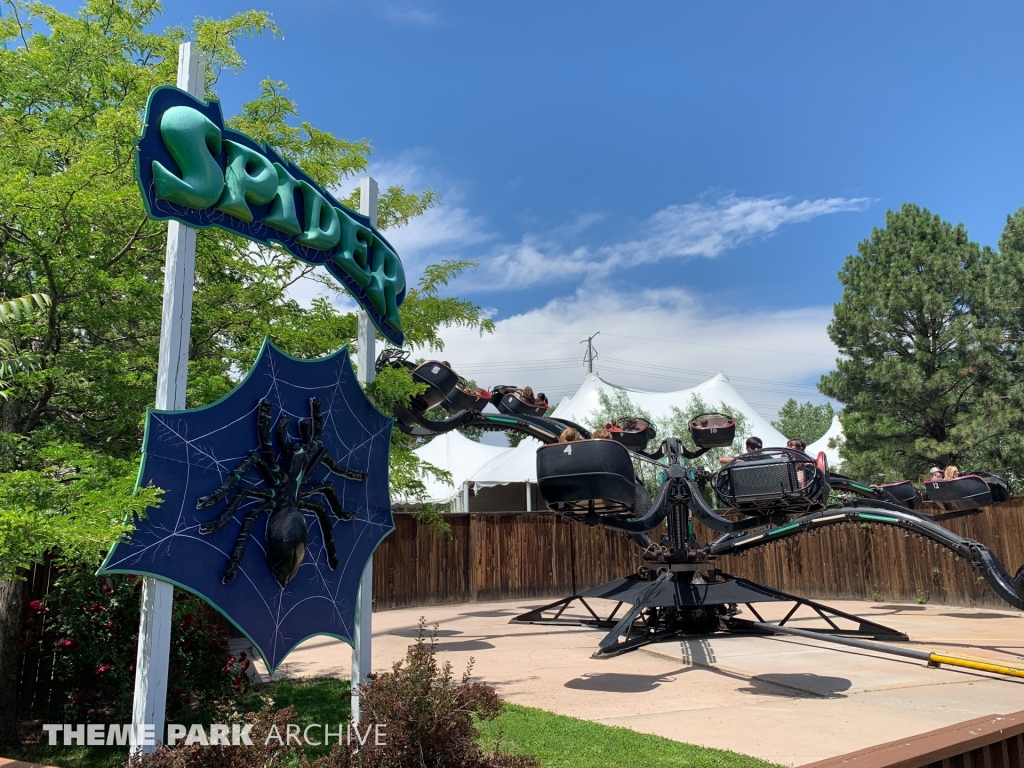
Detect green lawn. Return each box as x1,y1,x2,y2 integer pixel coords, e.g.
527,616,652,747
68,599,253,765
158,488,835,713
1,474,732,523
8,677,777,768
478,703,778,768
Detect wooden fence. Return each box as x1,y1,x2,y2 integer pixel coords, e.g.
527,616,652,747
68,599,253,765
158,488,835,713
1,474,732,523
372,511,649,609
374,498,1024,611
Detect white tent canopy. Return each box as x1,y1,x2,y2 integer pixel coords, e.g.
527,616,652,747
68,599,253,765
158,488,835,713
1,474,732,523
403,429,508,505
550,372,787,446
411,372,843,505
807,414,843,468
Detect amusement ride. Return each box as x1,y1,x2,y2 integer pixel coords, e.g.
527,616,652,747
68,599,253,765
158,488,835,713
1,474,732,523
378,350,1024,658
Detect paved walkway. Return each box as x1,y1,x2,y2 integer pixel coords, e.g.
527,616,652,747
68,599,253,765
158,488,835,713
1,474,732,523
241,598,1024,766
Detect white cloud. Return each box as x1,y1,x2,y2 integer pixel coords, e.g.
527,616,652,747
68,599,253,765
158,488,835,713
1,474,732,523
380,3,439,26
418,286,839,419
341,156,494,269
469,194,872,291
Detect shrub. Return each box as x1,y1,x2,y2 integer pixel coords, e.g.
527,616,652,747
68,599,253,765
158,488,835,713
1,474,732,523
124,701,296,768
308,619,539,768
24,567,252,722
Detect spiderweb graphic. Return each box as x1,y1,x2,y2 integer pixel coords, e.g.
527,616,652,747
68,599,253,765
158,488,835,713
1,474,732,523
99,339,393,673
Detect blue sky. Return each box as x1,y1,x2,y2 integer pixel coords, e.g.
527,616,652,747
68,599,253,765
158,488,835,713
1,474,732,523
56,0,1024,415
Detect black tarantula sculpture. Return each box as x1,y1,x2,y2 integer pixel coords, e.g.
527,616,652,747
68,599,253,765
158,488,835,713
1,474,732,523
198,397,367,588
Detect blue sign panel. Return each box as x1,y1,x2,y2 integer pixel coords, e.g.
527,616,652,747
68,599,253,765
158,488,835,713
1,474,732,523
99,340,394,672
135,86,406,346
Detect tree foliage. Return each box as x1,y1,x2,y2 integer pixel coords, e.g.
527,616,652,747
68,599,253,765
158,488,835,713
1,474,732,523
586,388,750,475
0,292,49,398
0,0,487,561
771,399,835,445
819,203,1024,483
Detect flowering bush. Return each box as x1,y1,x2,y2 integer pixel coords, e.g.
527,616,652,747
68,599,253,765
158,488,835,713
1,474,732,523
23,567,253,722
308,619,539,768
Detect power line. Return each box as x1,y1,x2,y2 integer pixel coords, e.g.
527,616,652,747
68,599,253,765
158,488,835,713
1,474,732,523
441,328,836,359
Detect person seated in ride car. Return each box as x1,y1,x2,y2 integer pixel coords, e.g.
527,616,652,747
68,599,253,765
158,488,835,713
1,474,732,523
558,427,580,443
944,465,960,480
591,428,612,439
787,438,810,486
928,466,943,481
535,392,549,408
520,386,535,403
719,435,764,464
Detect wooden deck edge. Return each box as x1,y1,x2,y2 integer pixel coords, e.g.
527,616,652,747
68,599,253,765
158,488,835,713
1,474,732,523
800,711,1024,768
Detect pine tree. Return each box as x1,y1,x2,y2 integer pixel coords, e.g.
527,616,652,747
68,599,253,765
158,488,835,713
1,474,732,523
819,203,1022,482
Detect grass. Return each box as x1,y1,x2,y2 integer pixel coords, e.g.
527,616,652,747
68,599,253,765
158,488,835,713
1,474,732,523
478,703,779,768
7,678,777,768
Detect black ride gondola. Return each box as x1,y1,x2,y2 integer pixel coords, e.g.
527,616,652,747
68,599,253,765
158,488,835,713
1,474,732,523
409,360,458,411
443,379,492,413
925,472,1011,512
714,448,829,516
494,388,548,417
606,418,657,450
688,413,736,449
872,480,922,510
375,349,459,412
536,438,649,521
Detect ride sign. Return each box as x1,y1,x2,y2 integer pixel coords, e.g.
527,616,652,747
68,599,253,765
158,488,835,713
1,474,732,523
135,86,406,346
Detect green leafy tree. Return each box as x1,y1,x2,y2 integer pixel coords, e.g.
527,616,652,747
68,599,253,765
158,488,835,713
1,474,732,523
771,399,835,444
656,394,751,475
585,387,750,475
0,0,489,745
0,293,49,399
818,203,1023,483
585,387,654,430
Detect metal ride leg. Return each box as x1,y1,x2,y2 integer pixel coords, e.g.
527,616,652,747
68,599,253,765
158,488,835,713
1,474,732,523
512,595,624,628
721,577,907,641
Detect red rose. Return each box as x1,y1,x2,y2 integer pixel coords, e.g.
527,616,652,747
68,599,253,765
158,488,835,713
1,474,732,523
28,600,45,613
95,664,113,676
56,638,79,650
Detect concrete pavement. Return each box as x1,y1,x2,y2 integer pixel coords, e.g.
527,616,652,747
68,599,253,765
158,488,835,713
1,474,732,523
241,598,1024,766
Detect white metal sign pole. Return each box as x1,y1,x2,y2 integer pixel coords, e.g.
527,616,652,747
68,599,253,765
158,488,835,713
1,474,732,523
352,176,378,723
130,42,204,754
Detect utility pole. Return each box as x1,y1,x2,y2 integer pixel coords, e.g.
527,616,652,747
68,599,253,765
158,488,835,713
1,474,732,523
581,331,600,374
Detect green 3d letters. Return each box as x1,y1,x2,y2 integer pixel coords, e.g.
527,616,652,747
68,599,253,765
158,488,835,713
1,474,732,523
216,140,278,222
152,106,224,208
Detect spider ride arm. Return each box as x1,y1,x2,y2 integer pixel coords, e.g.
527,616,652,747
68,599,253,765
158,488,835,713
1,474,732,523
395,404,589,445
580,469,680,534
393,404,482,437
684,476,776,533
706,501,1024,610
829,473,983,522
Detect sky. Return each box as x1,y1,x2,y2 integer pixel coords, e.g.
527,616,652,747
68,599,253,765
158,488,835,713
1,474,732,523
54,0,1024,418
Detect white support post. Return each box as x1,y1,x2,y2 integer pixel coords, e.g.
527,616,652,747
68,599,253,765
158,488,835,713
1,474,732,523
463,481,470,514
131,42,204,754
525,481,532,512
352,176,378,724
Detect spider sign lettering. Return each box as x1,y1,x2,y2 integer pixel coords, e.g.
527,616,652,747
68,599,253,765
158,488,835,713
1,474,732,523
135,86,407,346
198,398,367,588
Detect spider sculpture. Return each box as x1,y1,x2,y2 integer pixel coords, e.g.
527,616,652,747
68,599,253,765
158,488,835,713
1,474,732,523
198,397,367,588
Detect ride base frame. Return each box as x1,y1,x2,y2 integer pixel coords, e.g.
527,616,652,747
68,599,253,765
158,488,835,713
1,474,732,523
512,568,907,657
